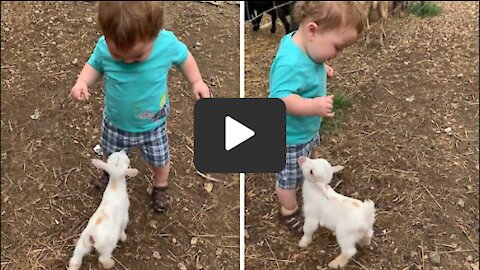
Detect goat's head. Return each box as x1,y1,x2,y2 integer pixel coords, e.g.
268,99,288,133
91,150,138,179
298,156,344,185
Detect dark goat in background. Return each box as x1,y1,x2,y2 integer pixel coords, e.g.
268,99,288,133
245,1,293,34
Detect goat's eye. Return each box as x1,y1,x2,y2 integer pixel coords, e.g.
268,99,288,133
310,170,313,175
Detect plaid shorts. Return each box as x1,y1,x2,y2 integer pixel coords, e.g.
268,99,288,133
275,133,321,190
100,114,170,168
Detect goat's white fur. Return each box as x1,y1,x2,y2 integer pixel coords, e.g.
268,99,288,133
68,151,138,270
298,156,376,269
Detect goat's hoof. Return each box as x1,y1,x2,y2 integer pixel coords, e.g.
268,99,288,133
101,258,115,269
328,255,349,269
120,232,127,242
298,236,311,248
67,263,81,270
68,258,81,270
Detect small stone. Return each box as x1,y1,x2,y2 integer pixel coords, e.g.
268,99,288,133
3,196,9,203
72,58,78,65
457,199,465,207
190,237,199,245
86,17,93,23
444,127,452,135
149,220,158,229
147,186,153,195
215,248,223,256
178,262,187,270
152,251,161,259
204,182,213,193
466,255,473,262
429,251,441,265
30,108,41,120
172,238,177,244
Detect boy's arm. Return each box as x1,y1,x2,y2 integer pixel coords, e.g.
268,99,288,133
179,52,210,100
270,65,334,117
282,94,335,117
70,63,102,101
77,63,102,87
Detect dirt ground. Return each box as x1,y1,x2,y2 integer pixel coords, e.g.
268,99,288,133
1,1,239,269
245,2,479,270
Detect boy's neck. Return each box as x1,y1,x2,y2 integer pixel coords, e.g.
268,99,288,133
291,28,308,55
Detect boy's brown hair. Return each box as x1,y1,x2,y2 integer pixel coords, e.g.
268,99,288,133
98,1,164,52
293,1,366,34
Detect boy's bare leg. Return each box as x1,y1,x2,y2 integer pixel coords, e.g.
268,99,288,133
152,162,170,187
276,188,299,215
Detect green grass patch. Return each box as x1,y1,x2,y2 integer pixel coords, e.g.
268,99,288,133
320,93,352,136
409,2,443,17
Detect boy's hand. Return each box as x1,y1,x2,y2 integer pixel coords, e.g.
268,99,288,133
70,81,90,101
192,80,210,100
312,95,335,118
325,64,334,78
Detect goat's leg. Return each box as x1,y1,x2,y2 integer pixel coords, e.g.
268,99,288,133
252,13,263,31
98,244,116,269
120,222,128,242
380,19,386,47
68,235,92,270
365,17,371,46
328,232,357,269
277,5,291,34
358,227,374,247
358,235,372,247
269,11,277,33
379,5,388,47
298,216,319,248
120,231,127,242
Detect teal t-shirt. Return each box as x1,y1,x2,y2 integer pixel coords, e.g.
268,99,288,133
268,31,327,145
87,30,189,132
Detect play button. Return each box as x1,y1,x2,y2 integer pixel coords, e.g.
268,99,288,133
194,98,285,173
225,116,255,151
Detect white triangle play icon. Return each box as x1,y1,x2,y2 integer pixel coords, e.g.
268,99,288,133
225,116,255,151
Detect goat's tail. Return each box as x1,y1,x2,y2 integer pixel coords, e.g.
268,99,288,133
362,199,376,226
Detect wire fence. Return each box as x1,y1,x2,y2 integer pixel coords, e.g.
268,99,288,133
245,1,294,23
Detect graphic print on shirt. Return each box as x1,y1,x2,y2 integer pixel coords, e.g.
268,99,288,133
138,91,169,122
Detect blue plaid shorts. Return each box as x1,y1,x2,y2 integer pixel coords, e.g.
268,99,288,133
275,133,321,190
100,114,170,168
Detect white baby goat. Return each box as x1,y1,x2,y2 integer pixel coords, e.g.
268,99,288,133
298,156,376,269
68,150,138,270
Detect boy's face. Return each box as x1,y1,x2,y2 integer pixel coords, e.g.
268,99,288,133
305,23,358,63
106,38,154,64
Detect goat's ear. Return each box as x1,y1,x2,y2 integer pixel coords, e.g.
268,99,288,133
332,165,344,174
125,168,139,178
91,159,110,173
298,156,307,166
